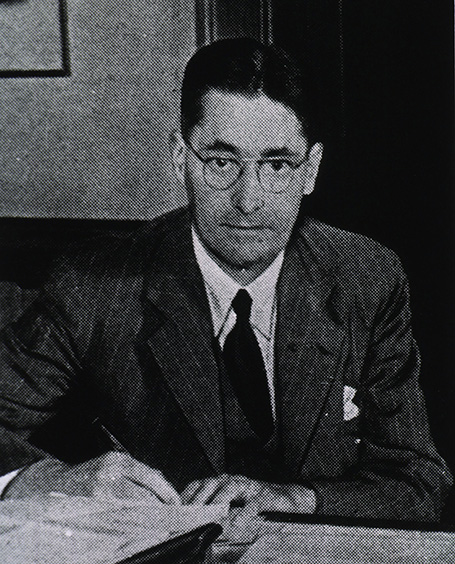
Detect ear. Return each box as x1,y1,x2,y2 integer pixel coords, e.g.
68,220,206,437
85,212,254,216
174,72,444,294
169,129,186,184
302,142,323,195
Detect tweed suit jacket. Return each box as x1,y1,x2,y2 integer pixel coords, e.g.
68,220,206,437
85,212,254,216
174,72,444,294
0,208,451,520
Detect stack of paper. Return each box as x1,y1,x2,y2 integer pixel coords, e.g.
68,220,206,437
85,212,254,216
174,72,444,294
0,495,228,564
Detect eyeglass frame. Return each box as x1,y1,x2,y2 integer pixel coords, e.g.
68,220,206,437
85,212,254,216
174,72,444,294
184,140,309,193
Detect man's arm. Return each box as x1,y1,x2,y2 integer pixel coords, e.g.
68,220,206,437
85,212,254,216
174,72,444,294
305,259,453,521
0,258,180,503
1,452,180,503
0,304,76,474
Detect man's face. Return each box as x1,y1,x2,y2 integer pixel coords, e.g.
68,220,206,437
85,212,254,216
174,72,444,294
173,90,323,273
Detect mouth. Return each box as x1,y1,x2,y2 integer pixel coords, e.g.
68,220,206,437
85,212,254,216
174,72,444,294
223,224,267,231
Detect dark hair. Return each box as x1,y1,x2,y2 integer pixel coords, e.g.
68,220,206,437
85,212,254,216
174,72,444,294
181,38,316,144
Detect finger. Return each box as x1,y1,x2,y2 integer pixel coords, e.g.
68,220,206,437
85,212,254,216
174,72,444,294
126,461,181,504
227,501,263,544
233,499,261,524
285,485,317,513
190,477,225,504
95,453,181,504
256,493,293,513
255,485,315,513
111,477,164,502
210,481,248,506
211,475,261,506
180,480,203,503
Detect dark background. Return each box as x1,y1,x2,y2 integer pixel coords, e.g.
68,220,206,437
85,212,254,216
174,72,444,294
0,1,453,475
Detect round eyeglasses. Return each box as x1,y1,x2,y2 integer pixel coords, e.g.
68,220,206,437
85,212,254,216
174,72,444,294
186,142,308,193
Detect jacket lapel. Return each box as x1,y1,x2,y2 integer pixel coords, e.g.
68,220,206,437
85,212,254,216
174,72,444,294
276,219,347,477
138,214,347,478
142,220,225,473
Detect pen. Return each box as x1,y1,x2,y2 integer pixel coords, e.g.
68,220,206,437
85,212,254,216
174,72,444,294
92,417,129,454
92,417,182,505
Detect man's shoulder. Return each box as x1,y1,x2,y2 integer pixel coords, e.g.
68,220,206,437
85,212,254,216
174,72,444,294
295,217,405,285
46,208,189,288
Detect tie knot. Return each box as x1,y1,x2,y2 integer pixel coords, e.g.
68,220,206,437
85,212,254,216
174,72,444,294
232,289,252,320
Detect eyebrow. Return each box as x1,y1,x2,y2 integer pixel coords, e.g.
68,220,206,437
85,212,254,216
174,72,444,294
261,147,304,159
198,141,304,159
199,141,239,154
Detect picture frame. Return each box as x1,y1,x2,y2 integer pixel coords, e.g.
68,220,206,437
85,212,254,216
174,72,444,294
0,0,70,77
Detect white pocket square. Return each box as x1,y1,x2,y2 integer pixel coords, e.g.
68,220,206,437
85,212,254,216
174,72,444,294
343,385,359,421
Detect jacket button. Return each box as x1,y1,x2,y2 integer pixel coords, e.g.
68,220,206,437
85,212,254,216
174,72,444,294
288,342,297,352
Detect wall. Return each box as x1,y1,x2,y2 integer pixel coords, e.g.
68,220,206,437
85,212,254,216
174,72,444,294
0,0,194,219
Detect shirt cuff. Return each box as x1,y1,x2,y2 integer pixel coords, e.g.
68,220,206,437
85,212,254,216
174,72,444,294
0,469,22,499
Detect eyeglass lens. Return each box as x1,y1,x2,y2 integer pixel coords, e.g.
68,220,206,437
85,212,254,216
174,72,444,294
203,159,295,193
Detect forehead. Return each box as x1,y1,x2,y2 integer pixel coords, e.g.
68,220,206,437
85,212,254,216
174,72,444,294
191,90,308,154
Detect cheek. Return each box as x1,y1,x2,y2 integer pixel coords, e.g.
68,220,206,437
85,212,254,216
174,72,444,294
192,191,227,231
185,169,223,222
267,193,303,230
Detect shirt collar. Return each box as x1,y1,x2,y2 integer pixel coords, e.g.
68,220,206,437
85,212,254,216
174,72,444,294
192,226,284,339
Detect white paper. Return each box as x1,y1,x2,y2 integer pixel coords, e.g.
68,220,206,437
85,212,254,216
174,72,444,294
0,496,229,564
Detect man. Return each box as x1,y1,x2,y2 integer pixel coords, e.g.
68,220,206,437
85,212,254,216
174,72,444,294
0,38,451,520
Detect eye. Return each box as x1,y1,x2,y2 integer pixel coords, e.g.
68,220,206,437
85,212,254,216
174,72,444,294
212,158,231,169
263,160,294,173
206,157,236,173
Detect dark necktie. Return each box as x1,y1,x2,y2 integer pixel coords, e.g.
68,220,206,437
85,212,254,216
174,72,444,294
222,289,274,441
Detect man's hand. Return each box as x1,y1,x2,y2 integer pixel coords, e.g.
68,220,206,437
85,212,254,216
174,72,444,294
181,474,316,514
3,451,181,504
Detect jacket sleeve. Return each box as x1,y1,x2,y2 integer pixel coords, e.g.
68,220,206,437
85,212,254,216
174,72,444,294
0,262,88,475
308,255,453,522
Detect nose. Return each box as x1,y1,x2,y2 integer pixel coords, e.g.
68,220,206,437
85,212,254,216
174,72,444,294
230,164,264,215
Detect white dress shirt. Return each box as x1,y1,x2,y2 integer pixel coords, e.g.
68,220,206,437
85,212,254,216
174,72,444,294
192,227,284,418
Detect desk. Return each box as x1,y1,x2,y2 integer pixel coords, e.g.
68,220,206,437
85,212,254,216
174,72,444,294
1,497,454,563
211,517,455,563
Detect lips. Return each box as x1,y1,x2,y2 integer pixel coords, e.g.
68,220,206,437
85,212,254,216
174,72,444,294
223,223,267,230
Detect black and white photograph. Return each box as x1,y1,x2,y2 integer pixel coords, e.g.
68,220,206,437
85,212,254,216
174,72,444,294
0,1,453,562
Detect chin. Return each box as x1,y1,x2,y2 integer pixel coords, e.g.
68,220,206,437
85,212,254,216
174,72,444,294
216,243,274,271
